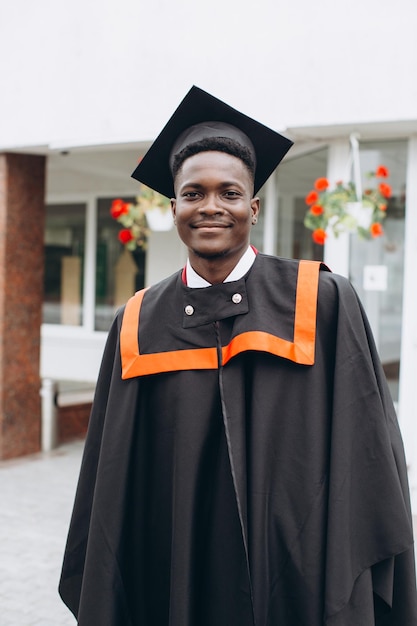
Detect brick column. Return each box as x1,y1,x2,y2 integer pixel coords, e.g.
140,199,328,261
0,153,46,459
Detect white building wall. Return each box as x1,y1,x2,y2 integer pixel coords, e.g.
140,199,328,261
1,0,417,150
398,136,417,512
40,326,107,383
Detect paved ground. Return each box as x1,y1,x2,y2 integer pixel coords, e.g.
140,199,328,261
0,440,416,625
0,441,83,625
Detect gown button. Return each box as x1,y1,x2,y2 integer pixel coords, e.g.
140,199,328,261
232,293,242,304
184,305,194,316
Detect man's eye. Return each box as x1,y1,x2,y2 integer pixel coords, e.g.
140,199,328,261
224,191,240,197
183,191,199,198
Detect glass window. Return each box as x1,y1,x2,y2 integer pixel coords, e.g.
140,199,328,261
349,140,407,402
95,197,146,331
43,203,86,325
276,148,328,260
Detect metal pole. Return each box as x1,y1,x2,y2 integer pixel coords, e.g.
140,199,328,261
40,378,58,452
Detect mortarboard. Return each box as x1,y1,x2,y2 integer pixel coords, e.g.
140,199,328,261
131,85,293,198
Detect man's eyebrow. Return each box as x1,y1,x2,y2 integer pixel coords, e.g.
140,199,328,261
179,182,204,188
180,180,245,189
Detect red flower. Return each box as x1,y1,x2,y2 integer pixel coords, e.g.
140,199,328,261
370,222,384,238
314,177,329,191
379,204,387,211
379,183,392,198
375,165,389,178
310,204,324,216
118,228,134,244
312,228,327,245
110,199,130,219
305,190,319,205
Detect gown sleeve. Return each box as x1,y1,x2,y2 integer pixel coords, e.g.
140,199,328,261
322,274,417,624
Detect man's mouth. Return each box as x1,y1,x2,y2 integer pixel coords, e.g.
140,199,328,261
192,222,231,229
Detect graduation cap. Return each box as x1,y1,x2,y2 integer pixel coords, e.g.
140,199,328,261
131,85,293,198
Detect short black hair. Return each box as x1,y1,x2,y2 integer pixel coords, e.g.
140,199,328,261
172,137,256,186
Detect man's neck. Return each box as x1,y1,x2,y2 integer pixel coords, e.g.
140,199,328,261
190,259,237,285
186,246,256,287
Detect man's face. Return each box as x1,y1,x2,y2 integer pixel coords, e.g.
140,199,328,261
171,151,259,269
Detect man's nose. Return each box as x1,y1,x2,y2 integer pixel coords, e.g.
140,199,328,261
199,194,224,214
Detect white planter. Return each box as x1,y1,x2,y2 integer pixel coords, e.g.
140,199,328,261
145,208,173,231
345,202,373,230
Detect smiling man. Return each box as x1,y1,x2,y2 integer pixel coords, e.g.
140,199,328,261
172,147,259,283
59,87,417,625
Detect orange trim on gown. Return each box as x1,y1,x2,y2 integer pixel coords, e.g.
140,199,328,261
120,260,321,379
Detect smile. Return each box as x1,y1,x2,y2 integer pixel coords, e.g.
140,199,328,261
192,222,231,229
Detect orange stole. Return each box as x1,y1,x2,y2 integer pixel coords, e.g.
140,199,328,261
120,260,321,379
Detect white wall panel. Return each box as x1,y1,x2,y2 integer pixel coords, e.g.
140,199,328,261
398,136,417,513
40,326,107,382
1,0,417,149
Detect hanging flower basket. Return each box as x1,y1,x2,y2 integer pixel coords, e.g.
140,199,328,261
145,206,174,232
304,166,390,245
110,185,172,251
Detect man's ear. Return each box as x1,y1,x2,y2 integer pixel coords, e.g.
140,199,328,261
171,198,176,221
251,197,260,221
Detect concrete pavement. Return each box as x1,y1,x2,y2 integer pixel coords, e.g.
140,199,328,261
0,441,83,625
0,439,416,625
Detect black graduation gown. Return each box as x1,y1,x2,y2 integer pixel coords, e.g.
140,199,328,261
59,254,417,625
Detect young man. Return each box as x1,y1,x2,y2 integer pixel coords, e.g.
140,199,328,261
59,87,417,625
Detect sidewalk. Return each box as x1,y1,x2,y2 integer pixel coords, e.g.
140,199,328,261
0,441,84,625
0,440,416,625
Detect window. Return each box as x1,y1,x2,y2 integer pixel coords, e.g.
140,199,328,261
350,140,407,402
276,148,328,260
43,203,86,325
43,197,147,332
95,198,146,331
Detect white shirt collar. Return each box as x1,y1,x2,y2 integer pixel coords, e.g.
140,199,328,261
186,246,256,288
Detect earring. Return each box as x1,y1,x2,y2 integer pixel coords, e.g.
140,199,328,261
252,217,257,224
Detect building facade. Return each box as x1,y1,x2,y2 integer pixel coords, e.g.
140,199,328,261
0,0,416,510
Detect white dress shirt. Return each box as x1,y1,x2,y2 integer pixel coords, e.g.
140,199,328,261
186,246,256,288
